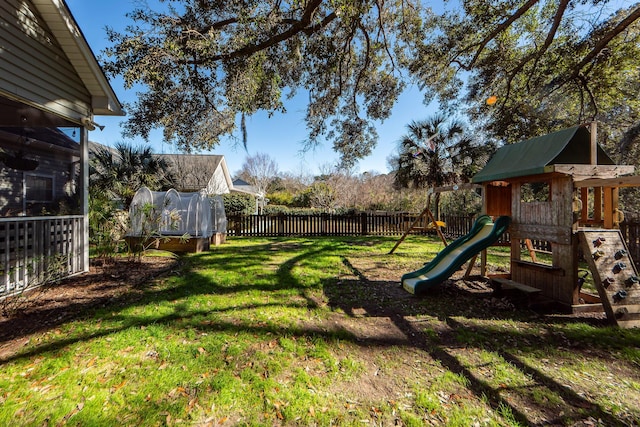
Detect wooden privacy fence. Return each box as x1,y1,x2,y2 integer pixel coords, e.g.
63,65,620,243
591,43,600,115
227,212,455,237
227,212,640,257
1,215,85,297
227,212,478,238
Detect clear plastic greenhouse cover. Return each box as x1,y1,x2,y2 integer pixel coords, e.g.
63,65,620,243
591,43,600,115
210,195,228,234
129,187,227,238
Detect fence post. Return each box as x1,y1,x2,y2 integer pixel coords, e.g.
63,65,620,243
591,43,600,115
361,212,368,235
321,213,327,236
278,213,285,235
234,215,242,236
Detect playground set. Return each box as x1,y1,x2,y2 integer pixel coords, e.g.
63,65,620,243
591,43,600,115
400,123,640,328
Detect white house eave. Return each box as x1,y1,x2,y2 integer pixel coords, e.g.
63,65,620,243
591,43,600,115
31,0,124,118
219,157,235,189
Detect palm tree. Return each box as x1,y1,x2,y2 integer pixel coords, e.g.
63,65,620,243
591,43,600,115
90,142,174,208
393,114,496,215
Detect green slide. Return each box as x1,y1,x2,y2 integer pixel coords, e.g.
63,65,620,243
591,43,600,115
401,215,511,295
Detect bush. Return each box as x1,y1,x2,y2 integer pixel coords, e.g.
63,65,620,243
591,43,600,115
262,204,290,215
267,191,295,206
222,193,256,215
89,196,128,262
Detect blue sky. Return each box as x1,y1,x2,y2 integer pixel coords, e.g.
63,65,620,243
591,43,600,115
66,0,436,177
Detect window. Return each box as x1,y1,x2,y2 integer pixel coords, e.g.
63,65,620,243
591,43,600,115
520,181,550,202
24,174,54,202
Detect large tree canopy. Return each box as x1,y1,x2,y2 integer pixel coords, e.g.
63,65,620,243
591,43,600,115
413,1,640,156
103,0,640,166
103,0,425,167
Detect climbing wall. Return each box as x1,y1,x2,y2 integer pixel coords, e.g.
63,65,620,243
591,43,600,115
578,230,640,328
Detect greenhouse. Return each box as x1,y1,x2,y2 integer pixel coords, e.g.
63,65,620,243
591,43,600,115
210,194,228,245
127,187,227,252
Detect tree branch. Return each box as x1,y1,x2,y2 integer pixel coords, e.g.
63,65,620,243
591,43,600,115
182,0,336,64
466,0,540,69
375,0,397,70
569,4,640,80
502,0,568,101
353,21,372,111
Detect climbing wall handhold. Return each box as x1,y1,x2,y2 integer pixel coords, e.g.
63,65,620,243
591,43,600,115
615,249,628,260
613,262,627,273
613,289,628,301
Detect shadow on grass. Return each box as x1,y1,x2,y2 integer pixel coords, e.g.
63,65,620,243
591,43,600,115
329,256,640,426
0,238,347,365
1,236,639,426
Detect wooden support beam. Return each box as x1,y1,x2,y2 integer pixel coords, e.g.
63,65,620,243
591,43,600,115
594,187,602,223
554,165,635,179
580,187,589,221
604,187,613,229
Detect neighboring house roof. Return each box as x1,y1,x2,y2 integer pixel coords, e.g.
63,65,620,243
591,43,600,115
88,140,117,156
472,126,616,183
87,146,236,194
232,178,259,196
156,154,232,191
158,154,233,193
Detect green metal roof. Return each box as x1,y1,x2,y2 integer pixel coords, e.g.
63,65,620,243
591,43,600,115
472,126,615,183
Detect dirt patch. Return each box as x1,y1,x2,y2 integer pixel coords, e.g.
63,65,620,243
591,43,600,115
0,257,179,360
318,254,630,426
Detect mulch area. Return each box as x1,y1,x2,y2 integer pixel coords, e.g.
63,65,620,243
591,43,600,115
0,257,179,360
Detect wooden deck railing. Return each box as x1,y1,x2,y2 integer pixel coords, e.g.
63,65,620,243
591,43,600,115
1,215,85,297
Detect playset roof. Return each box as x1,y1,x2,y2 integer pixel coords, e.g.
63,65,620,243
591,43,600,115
472,126,616,183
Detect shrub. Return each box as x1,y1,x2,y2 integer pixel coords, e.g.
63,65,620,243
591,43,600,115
222,193,256,215
267,191,295,206
89,196,128,262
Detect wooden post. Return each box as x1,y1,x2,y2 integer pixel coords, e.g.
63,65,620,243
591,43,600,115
603,187,614,229
594,187,602,223
525,239,537,262
80,126,89,274
464,254,477,279
360,212,368,236
425,207,448,246
580,187,589,220
590,121,597,165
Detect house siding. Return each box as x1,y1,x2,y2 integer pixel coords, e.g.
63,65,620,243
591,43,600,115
0,0,91,121
208,166,231,195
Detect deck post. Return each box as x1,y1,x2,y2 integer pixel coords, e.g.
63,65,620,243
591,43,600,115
80,126,90,273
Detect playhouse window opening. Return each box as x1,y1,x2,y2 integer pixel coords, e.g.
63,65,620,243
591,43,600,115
584,187,602,221
520,238,553,266
520,181,550,203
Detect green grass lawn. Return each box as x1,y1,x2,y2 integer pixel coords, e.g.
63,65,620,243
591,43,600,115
1,236,639,426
